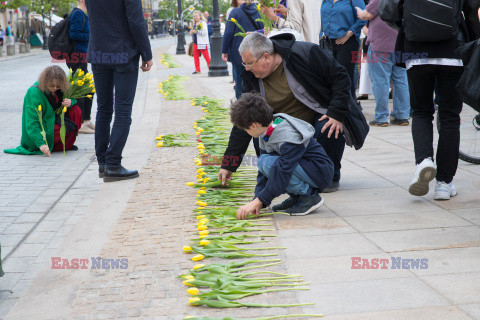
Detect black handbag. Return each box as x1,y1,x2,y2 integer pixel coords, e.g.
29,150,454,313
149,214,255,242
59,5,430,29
456,39,480,112
378,0,402,31
319,35,333,53
343,97,370,150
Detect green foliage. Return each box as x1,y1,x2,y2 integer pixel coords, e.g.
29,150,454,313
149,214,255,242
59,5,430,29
28,0,77,18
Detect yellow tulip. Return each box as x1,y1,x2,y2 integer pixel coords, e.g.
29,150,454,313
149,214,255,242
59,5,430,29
71,81,74,85
63,106,67,113
192,254,204,261
197,190,206,194
87,95,93,98
156,135,164,140
193,264,205,270
195,131,201,135
199,235,208,239
184,275,195,280
196,215,206,220
186,182,195,186
183,246,193,253
198,230,209,236
92,89,96,93
200,187,206,190
198,128,204,133
200,240,210,246
197,225,208,231
38,105,42,112
187,287,199,295
89,84,94,88
183,279,195,286
199,218,209,225
230,17,237,23
157,142,163,147
184,316,196,319
197,201,207,207
203,102,208,105
188,297,201,305
197,168,204,172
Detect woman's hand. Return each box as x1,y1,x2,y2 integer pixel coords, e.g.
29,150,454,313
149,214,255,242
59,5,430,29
335,31,353,45
39,144,51,157
62,99,71,108
274,4,288,18
222,53,229,62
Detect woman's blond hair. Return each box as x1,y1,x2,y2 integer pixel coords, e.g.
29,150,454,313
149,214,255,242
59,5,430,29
193,10,207,22
38,65,69,93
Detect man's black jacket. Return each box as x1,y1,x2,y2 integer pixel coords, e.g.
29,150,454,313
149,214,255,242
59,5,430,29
221,33,364,172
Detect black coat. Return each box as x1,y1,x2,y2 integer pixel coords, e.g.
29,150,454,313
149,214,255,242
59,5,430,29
85,0,152,64
221,33,369,172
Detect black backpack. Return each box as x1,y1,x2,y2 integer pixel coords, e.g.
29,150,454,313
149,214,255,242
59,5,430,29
48,8,81,58
403,0,463,42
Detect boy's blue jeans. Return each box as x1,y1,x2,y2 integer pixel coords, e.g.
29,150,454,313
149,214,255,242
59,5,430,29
257,154,318,196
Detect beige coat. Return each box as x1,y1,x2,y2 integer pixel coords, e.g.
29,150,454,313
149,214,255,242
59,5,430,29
277,0,322,44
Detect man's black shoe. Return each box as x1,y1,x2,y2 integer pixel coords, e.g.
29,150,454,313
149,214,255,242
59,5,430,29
103,166,139,182
99,165,105,178
70,145,78,151
323,181,339,193
271,194,300,212
286,194,324,216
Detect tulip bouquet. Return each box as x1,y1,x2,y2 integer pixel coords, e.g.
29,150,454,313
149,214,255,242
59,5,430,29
256,2,278,35
195,22,204,31
156,133,191,147
160,53,179,68
158,75,189,100
63,68,95,106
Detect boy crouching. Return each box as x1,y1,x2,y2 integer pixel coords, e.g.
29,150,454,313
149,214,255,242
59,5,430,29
231,93,334,219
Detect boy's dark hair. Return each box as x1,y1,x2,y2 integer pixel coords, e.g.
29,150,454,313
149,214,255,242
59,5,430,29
230,93,274,129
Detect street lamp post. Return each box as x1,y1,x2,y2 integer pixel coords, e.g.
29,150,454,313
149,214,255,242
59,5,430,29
208,0,228,77
175,0,185,54
41,0,48,50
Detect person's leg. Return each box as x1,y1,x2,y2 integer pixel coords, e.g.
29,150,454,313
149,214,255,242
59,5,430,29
257,154,316,196
333,37,359,97
390,56,410,121
193,44,201,72
435,66,463,184
201,48,211,67
407,65,437,165
105,57,140,168
368,48,392,123
232,63,244,99
314,115,346,184
92,64,114,166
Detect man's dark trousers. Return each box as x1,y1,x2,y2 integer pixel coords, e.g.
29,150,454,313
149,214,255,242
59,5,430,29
92,55,140,168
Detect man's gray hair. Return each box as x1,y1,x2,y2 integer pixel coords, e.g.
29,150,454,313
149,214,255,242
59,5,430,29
239,33,275,59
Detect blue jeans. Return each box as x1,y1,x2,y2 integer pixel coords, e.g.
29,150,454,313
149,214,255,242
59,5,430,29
92,56,139,168
257,154,318,196
314,115,345,182
232,62,245,99
368,47,410,122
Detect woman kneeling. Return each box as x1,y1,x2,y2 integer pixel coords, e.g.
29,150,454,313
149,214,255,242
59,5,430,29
4,66,82,157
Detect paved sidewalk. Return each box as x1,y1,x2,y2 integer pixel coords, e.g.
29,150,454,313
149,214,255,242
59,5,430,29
0,43,45,61
2,40,480,320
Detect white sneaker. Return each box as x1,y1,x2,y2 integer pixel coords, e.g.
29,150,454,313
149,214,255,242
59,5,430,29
433,181,457,200
408,158,437,196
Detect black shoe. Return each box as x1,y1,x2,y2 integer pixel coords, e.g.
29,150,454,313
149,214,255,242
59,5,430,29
103,166,139,183
389,91,393,99
286,194,324,216
323,181,339,193
271,194,300,212
369,120,389,127
192,71,201,74
390,117,409,126
70,145,78,151
357,94,368,100
99,165,105,178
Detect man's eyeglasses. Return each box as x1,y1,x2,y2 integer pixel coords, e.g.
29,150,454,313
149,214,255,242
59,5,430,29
242,53,266,68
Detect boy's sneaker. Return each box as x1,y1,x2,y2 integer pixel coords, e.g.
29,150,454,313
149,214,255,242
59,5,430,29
271,194,299,212
286,194,324,216
408,158,437,196
390,117,409,126
433,181,457,200
369,120,388,127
